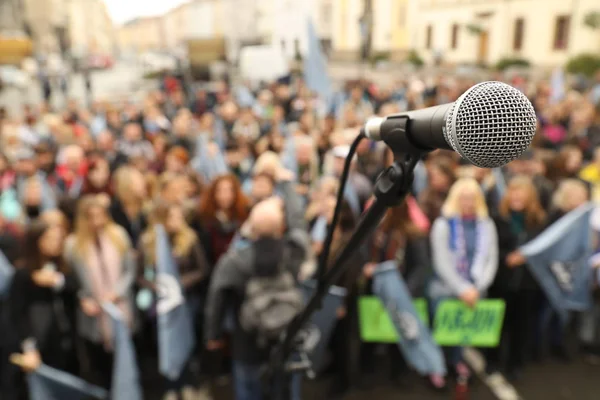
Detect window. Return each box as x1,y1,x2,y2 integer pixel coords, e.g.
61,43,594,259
426,25,433,49
553,15,570,50
513,18,524,51
451,24,459,49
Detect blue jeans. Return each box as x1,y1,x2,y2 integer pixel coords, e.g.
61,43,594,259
430,296,463,367
233,361,301,400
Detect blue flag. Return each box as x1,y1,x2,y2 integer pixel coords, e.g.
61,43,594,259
304,19,332,102
372,261,446,375
550,68,566,104
155,224,196,381
520,203,595,323
28,364,107,400
192,134,229,183
103,303,142,400
299,280,346,373
0,249,14,297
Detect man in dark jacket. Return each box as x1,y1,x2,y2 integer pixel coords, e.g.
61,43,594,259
204,168,309,400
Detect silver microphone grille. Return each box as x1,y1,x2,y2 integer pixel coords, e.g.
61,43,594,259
444,81,537,169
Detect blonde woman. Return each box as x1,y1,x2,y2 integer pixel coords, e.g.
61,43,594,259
110,166,148,245
549,179,589,224
137,201,209,397
65,195,136,388
138,201,209,308
429,178,499,387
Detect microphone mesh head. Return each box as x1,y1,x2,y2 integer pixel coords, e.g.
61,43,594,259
444,81,537,168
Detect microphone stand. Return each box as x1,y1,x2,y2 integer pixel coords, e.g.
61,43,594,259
265,154,419,400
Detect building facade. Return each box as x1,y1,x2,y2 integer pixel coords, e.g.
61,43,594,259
68,0,115,57
118,16,164,53
21,0,69,54
411,0,600,66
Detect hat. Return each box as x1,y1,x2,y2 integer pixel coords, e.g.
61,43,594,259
332,145,351,159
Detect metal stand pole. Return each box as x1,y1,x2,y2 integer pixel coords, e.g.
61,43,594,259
265,155,419,400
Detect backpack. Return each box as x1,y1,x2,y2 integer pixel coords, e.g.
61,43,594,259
239,252,304,347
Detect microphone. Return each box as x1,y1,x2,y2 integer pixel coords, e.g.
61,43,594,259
364,81,537,168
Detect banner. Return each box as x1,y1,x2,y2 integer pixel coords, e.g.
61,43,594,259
28,364,107,400
372,261,446,375
303,19,332,103
299,280,346,373
432,299,505,347
520,203,595,323
155,224,196,381
358,297,428,343
0,249,14,297
103,303,142,400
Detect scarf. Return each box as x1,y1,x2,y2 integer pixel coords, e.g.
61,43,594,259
85,233,130,349
448,217,489,284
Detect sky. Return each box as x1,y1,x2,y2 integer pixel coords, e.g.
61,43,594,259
103,0,189,24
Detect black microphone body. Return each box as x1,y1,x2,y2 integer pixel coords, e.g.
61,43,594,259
363,81,537,169
375,103,454,153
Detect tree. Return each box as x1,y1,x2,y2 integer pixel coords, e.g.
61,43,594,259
583,11,600,30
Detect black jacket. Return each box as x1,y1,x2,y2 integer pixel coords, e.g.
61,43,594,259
9,267,79,371
204,182,309,364
110,199,147,246
491,214,544,293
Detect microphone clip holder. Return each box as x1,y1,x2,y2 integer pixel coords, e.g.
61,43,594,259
264,153,419,400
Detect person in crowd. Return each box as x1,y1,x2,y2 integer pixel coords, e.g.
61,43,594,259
549,178,589,224
137,201,210,399
232,108,261,143
539,179,590,361
110,166,148,245
361,200,430,388
419,158,456,223
322,200,363,397
197,174,249,265
9,221,79,387
579,146,600,201
55,145,87,199
429,178,499,388
204,167,307,400
169,110,196,155
486,176,547,379
116,122,155,167
164,146,191,175
547,145,584,184
65,195,136,388
81,157,112,196
293,136,320,198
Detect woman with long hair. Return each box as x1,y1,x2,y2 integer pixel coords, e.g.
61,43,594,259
81,158,112,196
110,166,148,245
65,195,136,388
9,221,79,389
361,200,430,386
429,178,499,388
418,158,456,223
486,176,547,378
197,174,249,265
137,201,209,397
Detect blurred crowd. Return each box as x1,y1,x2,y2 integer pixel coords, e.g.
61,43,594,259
0,67,600,400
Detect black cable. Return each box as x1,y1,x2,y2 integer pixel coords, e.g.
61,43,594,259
316,130,366,286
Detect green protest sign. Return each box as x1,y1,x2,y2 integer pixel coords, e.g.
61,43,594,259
432,299,505,347
358,296,429,343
